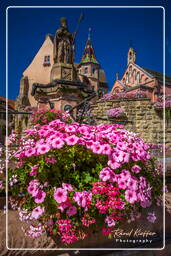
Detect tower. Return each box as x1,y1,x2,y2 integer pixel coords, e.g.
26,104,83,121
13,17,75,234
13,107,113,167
127,47,136,65
78,28,100,79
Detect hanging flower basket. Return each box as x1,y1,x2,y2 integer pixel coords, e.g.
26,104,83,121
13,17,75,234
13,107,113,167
8,114,163,247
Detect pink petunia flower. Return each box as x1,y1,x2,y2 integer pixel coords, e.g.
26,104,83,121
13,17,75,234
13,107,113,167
118,179,127,189
147,212,157,223
54,188,68,203
65,135,79,146
62,183,73,192
108,159,121,170
99,168,112,181
127,177,138,191
25,148,36,157
131,165,141,173
37,144,50,155
66,206,77,217
34,190,46,203
101,144,112,155
51,138,64,149
125,190,137,204
31,206,44,219
58,201,72,212
105,216,116,227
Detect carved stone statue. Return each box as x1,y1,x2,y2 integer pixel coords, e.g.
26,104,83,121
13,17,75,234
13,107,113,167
53,17,74,64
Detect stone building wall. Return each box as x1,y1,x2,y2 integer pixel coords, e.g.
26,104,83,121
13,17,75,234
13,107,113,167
91,98,171,147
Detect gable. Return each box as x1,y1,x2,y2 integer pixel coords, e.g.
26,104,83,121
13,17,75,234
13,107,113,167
23,36,54,84
121,63,154,88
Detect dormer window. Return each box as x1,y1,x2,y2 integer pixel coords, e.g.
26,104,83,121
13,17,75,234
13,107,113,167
43,55,50,66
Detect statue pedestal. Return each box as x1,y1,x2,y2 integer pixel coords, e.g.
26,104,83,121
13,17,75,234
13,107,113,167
50,63,77,82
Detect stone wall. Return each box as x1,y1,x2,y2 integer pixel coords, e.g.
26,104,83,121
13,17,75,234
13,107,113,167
91,98,171,147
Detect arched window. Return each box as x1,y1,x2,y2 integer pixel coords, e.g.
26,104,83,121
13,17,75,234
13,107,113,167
136,72,140,84
132,70,136,83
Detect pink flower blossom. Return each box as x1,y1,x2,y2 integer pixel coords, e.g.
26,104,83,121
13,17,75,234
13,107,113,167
99,168,112,181
58,201,72,212
65,135,79,146
25,148,36,157
66,206,77,217
91,142,103,154
119,170,131,181
45,157,57,164
37,144,50,155
31,206,44,219
147,212,157,223
131,165,141,173
51,138,64,149
108,159,121,170
73,191,92,208
62,183,73,192
127,177,138,191
125,190,137,204
101,144,112,155
105,216,116,227
54,188,68,203
34,190,46,203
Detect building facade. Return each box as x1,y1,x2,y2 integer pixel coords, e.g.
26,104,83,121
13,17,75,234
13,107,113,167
111,47,171,101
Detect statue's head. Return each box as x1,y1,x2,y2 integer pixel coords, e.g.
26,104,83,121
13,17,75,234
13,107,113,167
60,17,67,28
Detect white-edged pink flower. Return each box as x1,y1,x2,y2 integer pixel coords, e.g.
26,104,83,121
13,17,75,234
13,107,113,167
65,135,79,146
51,138,64,149
25,148,36,157
37,144,50,155
31,206,44,219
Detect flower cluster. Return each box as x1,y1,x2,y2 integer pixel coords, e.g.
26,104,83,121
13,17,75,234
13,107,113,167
8,116,163,245
154,95,171,109
99,90,147,102
107,108,125,118
31,108,71,126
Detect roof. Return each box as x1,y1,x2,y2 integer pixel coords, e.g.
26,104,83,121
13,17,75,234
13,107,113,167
0,96,16,109
46,34,54,43
80,38,99,65
141,67,171,85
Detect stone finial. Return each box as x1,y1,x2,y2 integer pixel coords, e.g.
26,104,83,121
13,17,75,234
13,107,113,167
127,47,136,65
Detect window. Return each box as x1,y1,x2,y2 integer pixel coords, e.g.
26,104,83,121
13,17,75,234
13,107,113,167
84,67,88,74
64,104,72,112
92,67,95,74
136,72,140,84
43,55,50,66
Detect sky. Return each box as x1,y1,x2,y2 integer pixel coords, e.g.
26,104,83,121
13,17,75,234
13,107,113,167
0,0,171,100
